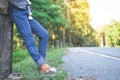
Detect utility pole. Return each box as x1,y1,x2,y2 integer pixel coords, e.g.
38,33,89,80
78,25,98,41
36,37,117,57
0,0,13,79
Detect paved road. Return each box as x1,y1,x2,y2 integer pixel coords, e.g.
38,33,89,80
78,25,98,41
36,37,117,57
82,47,120,58
62,47,120,80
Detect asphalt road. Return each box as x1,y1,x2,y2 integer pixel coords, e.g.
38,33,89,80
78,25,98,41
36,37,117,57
62,47,120,80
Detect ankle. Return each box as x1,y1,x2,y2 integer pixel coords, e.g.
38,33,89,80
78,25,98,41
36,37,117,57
39,64,50,72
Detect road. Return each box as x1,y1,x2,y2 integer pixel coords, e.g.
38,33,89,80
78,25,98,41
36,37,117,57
62,47,120,80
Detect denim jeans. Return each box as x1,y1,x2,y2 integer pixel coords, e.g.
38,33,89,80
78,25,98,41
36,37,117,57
10,7,49,67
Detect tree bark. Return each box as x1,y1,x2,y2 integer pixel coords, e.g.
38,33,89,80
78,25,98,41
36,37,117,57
62,28,65,46
0,0,13,79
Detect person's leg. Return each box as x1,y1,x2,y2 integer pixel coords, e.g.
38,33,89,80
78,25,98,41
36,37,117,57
28,16,57,74
29,18,49,61
11,7,56,73
11,7,45,67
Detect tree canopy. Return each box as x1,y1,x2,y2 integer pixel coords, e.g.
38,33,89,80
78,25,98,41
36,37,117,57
64,0,96,46
31,0,67,27
97,20,120,47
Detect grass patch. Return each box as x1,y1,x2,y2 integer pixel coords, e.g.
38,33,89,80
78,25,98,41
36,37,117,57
13,49,29,63
13,48,68,80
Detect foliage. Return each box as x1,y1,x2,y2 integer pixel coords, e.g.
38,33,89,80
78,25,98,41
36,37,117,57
13,49,29,63
64,0,97,46
31,0,67,27
13,24,23,49
31,0,68,47
13,0,98,49
96,20,120,47
107,21,120,46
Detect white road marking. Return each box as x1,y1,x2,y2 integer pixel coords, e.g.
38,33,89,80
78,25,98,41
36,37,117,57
81,49,120,61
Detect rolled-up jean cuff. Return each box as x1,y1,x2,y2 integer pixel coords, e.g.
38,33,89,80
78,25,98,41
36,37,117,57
36,58,45,67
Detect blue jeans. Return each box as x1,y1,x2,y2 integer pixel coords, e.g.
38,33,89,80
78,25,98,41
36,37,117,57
10,7,49,67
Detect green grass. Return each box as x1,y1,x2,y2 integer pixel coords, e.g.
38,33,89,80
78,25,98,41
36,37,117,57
13,48,68,80
13,49,29,63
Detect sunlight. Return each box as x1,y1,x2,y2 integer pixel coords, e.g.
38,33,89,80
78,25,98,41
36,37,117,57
89,0,120,29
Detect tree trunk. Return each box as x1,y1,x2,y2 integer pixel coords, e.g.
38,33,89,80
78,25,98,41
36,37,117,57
62,28,65,46
0,0,13,79
69,32,73,47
